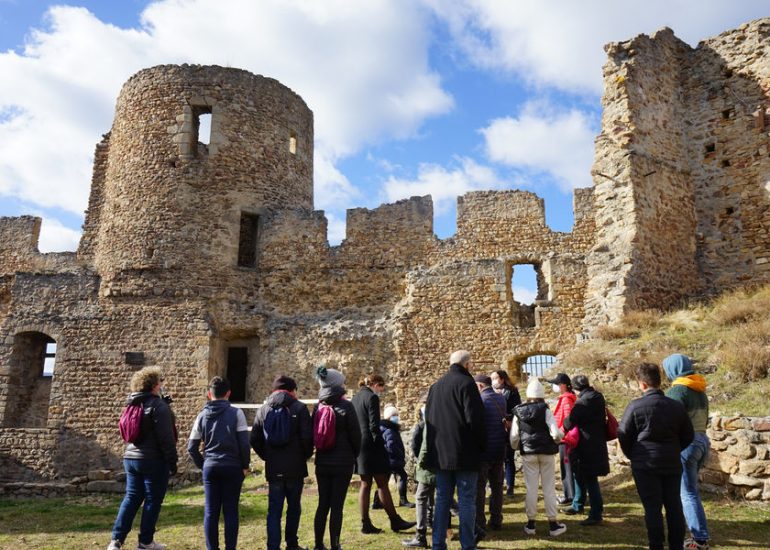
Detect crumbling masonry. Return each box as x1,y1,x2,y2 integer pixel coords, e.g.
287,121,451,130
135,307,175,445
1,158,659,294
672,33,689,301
1,19,770,490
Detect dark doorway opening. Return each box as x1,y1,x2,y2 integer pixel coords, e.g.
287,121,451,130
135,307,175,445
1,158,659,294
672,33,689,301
227,347,248,402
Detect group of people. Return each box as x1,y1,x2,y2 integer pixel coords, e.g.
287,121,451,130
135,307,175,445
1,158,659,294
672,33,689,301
105,349,711,550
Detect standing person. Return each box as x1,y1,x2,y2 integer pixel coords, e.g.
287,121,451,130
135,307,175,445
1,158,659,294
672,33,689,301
473,374,507,539
491,370,521,497
510,378,567,537
351,374,415,534
619,363,694,550
663,354,711,550
562,374,609,526
403,399,434,548
424,350,486,550
107,367,178,550
547,372,577,504
187,377,250,550
312,366,361,550
379,404,414,508
251,375,314,550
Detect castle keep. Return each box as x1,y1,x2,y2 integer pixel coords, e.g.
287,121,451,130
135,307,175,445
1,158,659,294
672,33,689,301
1,19,770,488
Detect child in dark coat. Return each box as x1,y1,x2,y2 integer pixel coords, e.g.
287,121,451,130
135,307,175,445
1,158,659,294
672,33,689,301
373,404,414,509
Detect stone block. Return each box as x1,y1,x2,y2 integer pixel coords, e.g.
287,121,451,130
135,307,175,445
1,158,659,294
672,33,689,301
745,488,763,500
764,480,770,501
728,473,763,488
723,416,751,431
738,460,770,477
725,438,756,459
752,418,770,432
87,469,113,481
86,480,125,493
701,470,728,485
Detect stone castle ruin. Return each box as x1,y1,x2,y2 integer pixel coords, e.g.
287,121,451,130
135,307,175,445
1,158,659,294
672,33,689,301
1,19,770,488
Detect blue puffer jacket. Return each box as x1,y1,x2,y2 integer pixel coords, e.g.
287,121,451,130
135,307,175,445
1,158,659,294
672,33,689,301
480,387,508,463
380,419,406,470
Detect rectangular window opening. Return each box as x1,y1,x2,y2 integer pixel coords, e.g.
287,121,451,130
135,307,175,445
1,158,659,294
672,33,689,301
509,263,546,329
43,342,56,377
237,212,259,268
289,132,297,155
193,106,212,146
227,347,248,402
705,143,716,154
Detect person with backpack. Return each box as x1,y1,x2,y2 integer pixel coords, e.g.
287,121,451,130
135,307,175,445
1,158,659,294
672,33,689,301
351,374,416,534
312,366,361,550
107,366,178,550
510,378,566,538
187,377,250,550
251,375,314,550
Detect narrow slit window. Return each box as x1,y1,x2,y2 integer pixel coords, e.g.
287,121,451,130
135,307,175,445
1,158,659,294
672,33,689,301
289,132,297,155
192,106,212,150
237,212,259,268
43,342,56,377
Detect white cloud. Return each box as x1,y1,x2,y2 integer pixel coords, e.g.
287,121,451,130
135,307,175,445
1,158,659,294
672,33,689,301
325,212,347,245
37,217,81,253
481,101,596,191
383,157,505,214
427,0,770,94
0,1,453,238
512,286,537,305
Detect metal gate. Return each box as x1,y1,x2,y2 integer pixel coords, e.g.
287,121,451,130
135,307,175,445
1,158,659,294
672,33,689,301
522,354,556,379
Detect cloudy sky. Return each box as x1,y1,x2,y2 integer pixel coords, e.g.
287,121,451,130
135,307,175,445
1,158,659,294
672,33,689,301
1,0,768,301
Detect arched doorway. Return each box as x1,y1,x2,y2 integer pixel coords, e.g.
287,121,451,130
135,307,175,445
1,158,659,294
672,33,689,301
2,331,56,428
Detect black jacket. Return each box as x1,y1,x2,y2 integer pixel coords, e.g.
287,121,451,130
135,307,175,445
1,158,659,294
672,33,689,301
424,363,486,471
313,385,361,470
381,419,406,470
480,387,509,462
618,389,694,473
500,385,522,418
351,386,390,475
250,390,313,480
514,401,559,455
563,387,610,477
123,392,178,473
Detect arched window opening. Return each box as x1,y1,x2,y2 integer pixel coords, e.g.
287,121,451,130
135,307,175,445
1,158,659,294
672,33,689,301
522,354,557,380
508,262,550,328
2,332,55,428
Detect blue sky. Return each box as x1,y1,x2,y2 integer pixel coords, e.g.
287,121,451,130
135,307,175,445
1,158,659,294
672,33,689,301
1,1,768,301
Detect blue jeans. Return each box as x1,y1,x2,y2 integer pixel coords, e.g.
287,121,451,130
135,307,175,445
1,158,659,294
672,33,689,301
681,433,710,541
432,469,478,550
504,447,516,495
572,469,603,520
111,458,170,545
267,477,304,550
203,465,244,550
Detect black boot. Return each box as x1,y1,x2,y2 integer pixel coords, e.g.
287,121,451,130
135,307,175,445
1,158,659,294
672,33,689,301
391,515,417,532
330,537,342,550
372,492,383,510
399,496,416,508
401,533,428,547
361,518,382,534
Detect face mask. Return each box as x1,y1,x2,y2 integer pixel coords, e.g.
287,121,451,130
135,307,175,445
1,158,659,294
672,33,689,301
492,381,503,390
390,415,399,424
552,384,561,394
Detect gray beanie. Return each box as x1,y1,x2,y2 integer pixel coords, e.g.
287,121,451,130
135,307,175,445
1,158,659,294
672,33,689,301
316,366,345,389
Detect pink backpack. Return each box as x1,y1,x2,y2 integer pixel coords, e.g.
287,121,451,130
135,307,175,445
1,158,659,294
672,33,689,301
119,404,144,443
313,403,337,451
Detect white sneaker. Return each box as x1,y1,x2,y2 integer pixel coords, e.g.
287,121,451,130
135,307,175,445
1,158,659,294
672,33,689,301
523,522,537,535
136,542,166,550
107,541,122,550
549,522,567,537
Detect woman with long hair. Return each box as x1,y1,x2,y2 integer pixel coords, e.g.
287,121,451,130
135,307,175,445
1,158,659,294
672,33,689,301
491,369,521,497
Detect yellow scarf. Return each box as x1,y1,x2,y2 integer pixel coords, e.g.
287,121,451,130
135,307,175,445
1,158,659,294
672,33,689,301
672,374,707,392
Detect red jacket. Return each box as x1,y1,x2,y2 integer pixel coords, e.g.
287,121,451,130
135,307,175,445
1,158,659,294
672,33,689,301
553,391,577,430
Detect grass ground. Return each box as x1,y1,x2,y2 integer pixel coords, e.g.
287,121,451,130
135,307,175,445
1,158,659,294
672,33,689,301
1,468,768,550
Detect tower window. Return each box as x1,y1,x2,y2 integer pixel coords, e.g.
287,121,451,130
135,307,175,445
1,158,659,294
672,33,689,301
238,212,259,268
289,132,297,155
508,262,549,329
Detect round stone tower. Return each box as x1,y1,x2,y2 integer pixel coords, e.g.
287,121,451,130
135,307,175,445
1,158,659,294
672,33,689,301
92,65,313,295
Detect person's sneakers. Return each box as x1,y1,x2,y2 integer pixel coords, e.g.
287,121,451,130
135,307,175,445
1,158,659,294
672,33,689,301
523,520,536,535
549,521,567,537
561,507,583,515
361,519,382,534
107,541,122,550
684,538,710,550
136,542,166,550
579,517,602,526
401,534,428,548
474,527,486,543
390,515,417,532
557,496,572,505
399,498,416,508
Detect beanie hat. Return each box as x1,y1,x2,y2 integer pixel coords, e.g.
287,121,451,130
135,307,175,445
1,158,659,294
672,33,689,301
316,365,345,389
272,375,297,392
662,354,694,380
383,404,399,419
572,375,590,392
473,374,493,387
526,377,545,399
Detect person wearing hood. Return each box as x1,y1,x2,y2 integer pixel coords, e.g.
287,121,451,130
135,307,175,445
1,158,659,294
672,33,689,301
312,366,361,550
188,377,250,550
510,378,566,538
377,404,414,509
251,375,314,550
562,374,609,526
663,354,711,550
108,366,178,550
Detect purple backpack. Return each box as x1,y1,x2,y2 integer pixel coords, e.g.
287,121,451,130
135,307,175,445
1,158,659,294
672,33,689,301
119,404,144,443
313,403,337,451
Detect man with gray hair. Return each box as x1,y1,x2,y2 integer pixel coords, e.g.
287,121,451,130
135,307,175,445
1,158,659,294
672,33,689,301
424,350,486,550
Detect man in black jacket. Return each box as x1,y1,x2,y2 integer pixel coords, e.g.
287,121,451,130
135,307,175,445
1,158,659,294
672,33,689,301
425,350,486,550
618,363,694,550
251,375,314,550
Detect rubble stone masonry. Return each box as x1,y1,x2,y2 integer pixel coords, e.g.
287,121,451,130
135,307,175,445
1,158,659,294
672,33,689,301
2,19,770,494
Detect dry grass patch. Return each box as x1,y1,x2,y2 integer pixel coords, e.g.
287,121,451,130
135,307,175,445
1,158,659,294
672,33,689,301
710,285,770,326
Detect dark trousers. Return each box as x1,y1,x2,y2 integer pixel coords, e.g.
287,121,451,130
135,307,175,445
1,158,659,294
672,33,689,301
475,461,504,530
632,468,686,550
111,458,169,545
314,465,354,548
559,444,574,500
267,477,304,550
572,465,603,520
393,466,409,500
203,465,244,550
504,447,516,495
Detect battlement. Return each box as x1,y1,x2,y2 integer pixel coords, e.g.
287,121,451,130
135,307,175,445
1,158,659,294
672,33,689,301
0,217,41,274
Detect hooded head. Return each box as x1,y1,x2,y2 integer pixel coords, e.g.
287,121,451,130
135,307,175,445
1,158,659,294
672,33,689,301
662,354,694,380
383,404,399,419
526,378,545,399
316,365,345,389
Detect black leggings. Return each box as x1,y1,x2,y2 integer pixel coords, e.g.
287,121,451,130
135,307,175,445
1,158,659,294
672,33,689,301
314,465,354,547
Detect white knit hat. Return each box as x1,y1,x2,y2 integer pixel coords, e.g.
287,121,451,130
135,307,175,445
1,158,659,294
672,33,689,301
526,377,545,399
383,404,399,419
